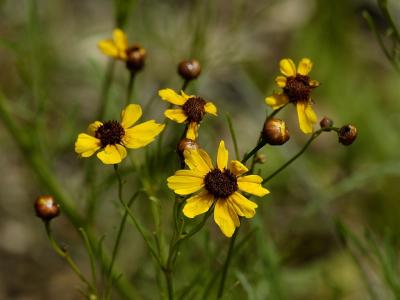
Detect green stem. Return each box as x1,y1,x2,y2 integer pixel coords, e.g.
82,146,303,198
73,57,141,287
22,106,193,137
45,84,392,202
262,127,338,184
78,228,98,295
226,113,240,160
241,140,267,164
126,72,135,106
45,221,95,293
97,59,116,120
217,228,239,298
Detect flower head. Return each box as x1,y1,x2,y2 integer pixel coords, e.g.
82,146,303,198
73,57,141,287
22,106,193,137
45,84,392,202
265,58,319,134
98,29,146,72
167,141,269,237
75,104,165,164
158,89,217,140
34,195,60,221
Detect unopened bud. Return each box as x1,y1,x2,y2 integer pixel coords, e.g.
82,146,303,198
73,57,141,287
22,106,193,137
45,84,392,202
34,195,60,221
126,45,146,72
254,153,266,164
338,124,357,145
177,138,199,156
177,59,201,81
320,116,334,129
262,118,290,145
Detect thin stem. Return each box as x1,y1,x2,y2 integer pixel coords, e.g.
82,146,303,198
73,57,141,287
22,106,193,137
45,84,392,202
45,221,95,293
98,59,116,120
217,228,239,298
226,113,240,160
181,79,190,91
126,72,135,106
262,127,338,184
241,140,267,164
79,228,98,295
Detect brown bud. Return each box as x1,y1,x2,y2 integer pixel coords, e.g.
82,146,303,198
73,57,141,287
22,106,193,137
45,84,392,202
34,195,60,221
177,59,201,81
177,138,199,156
320,116,334,129
262,118,290,145
125,44,146,72
338,124,357,145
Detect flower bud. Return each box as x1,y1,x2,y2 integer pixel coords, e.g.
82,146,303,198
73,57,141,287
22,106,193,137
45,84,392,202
320,116,334,129
34,195,60,221
177,59,201,81
254,153,266,164
262,118,290,145
338,124,357,145
126,45,146,72
177,138,199,156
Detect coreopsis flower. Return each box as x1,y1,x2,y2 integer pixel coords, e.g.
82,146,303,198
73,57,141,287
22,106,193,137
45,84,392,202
75,104,165,164
265,58,319,134
98,29,146,72
167,141,269,237
158,88,217,140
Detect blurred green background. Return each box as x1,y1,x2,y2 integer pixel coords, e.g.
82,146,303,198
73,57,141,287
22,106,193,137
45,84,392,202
1,0,400,299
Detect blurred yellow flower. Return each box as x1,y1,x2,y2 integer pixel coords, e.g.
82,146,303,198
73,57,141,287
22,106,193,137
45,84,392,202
97,29,146,65
158,88,217,140
167,141,269,237
265,58,319,134
75,104,165,164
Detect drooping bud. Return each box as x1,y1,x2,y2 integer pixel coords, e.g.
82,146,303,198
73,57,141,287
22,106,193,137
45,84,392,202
177,59,201,81
338,124,357,145
126,44,146,73
320,116,334,129
262,118,290,145
34,195,60,221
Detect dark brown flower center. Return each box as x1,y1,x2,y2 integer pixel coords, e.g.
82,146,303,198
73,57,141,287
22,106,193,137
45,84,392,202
182,97,206,123
95,120,125,147
204,168,238,199
284,75,313,103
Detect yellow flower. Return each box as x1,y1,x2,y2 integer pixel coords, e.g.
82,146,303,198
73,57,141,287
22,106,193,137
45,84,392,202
167,141,269,237
265,58,319,134
158,88,217,140
75,104,165,164
98,29,146,65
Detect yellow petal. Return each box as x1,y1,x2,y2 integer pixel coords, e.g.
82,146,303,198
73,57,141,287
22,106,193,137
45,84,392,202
230,160,248,176
297,58,313,76
167,170,204,195
158,88,186,105
204,102,217,116
123,121,165,148
265,93,289,110
98,39,119,58
164,109,188,123
184,149,213,174
227,200,240,227
229,192,257,218
87,121,103,136
237,175,270,197
181,90,193,100
96,144,126,164
112,29,128,52
309,80,320,87
217,140,228,170
121,104,142,129
275,76,287,88
75,133,101,157
280,58,296,77
183,192,214,218
186,122,198,140
296,102,316,134
214,199,236,238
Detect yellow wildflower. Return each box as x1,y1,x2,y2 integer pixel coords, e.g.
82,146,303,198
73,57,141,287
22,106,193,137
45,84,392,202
97,29,146,71
158,88,217,140
265,58,319,134
75,104,165,164
167,141,269,237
